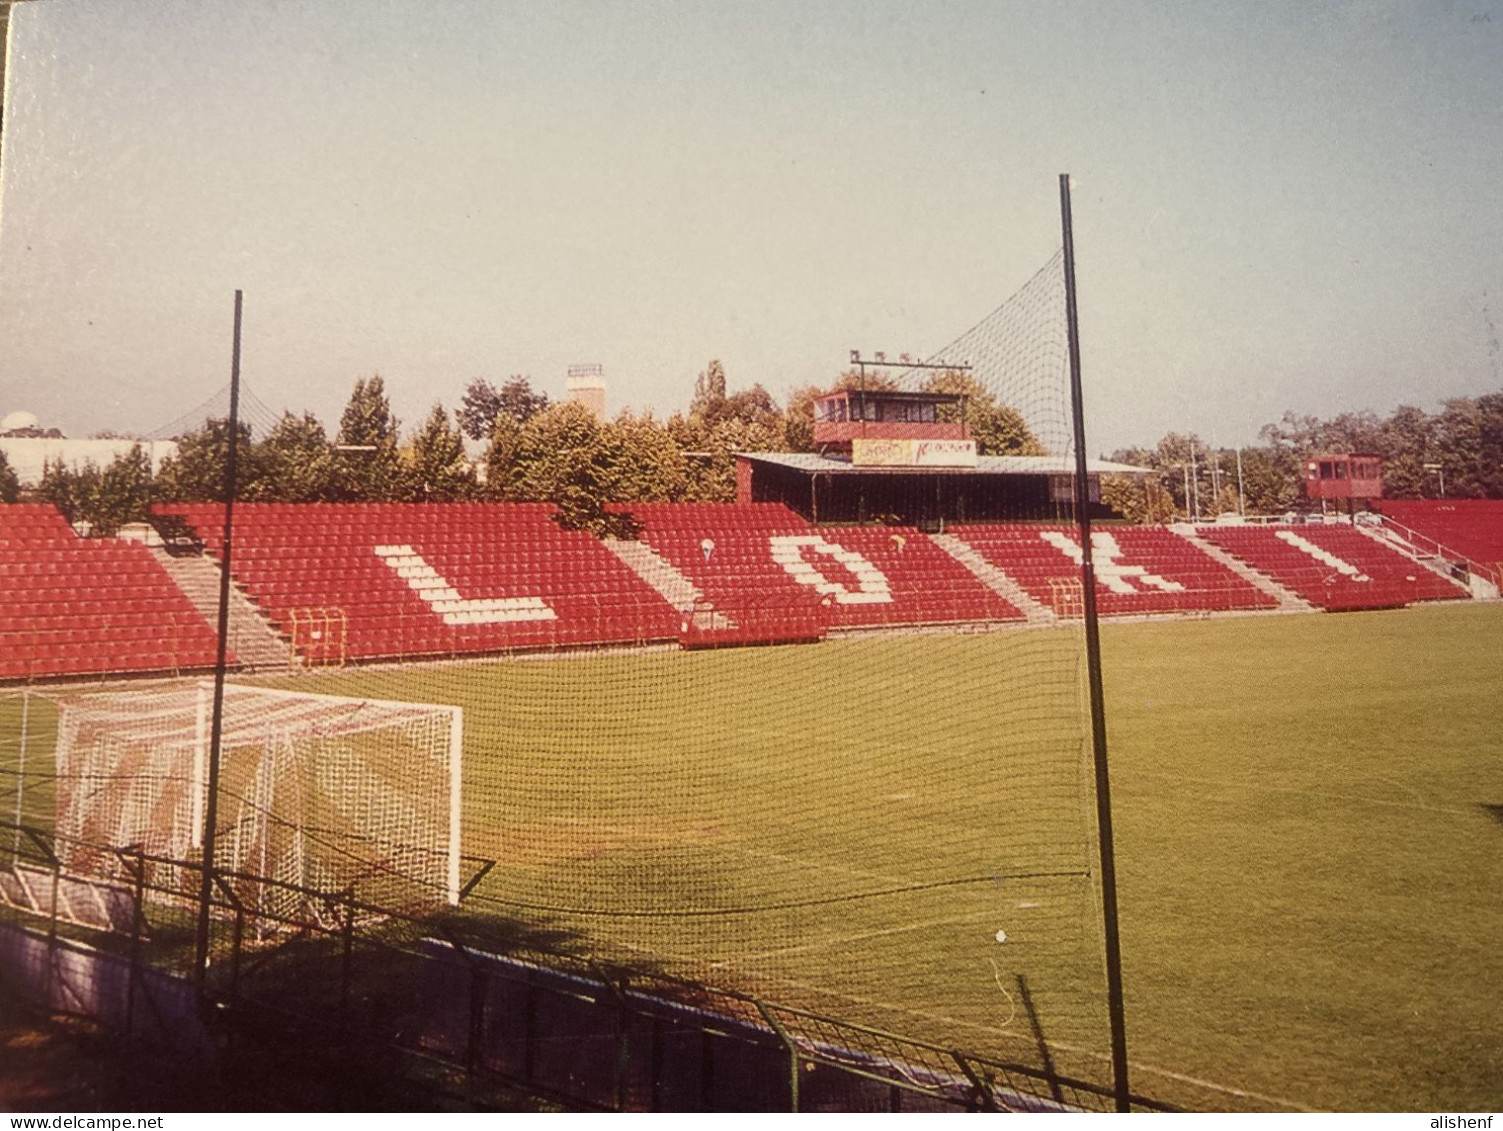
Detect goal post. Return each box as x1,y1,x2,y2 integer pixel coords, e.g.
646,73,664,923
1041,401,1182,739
51,682,463,921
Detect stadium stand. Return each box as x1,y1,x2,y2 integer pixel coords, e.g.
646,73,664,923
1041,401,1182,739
0,504,225,680
626,503,1024,629
1195,523,1468,611
157,502,682,660
947,524,1278,617
1374,500,1503,579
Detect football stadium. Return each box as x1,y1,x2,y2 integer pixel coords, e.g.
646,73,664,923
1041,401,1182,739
3,6,1502,1110
3,245,1502,1111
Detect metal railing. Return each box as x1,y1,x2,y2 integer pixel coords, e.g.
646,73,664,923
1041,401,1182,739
0,816,1175,1113
1372,515,1501,591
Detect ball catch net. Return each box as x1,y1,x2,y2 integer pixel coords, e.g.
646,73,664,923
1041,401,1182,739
50,682,461,925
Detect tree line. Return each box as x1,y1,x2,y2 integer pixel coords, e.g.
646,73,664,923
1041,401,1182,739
1102,393,1503,523
8,369,1497,534
11,365,1039,535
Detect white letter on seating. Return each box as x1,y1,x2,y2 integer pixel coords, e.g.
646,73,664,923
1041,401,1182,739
374,545,558,624
768,535,893,604
1273,531,1370,581
1039,531,1185,595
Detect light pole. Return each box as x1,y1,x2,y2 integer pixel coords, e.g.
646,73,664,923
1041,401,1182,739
1188,443,1200,521
1424,462,1445,498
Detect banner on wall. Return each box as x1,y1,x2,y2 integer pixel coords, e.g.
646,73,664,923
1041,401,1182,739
851,438,977,468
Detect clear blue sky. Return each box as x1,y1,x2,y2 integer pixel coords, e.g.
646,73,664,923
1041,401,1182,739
2,0,1500,453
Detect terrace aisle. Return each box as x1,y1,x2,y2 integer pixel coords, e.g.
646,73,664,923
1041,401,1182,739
1167,525,1312,612
602,537,703,611
928,532,1055,625
151,548,292,671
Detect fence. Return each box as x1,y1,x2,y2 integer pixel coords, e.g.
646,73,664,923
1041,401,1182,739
0,816,1171,1112
1372,514,1502,593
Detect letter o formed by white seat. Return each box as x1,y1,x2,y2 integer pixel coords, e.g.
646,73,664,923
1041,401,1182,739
768,535,893,604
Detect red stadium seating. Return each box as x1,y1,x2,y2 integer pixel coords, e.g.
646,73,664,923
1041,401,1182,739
947,524,1278,616
0,504,225,680
1374,500,1503,580
1195,523,1468,611
627,503,1024,629
158,503,682,660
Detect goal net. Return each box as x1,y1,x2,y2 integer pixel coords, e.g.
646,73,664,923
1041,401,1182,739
50,682,461,924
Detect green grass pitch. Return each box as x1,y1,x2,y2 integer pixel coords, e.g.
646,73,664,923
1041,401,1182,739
6,600,1501,1110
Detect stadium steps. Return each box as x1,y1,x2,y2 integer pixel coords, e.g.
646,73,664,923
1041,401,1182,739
602,537,704,612
928,533,1055,624
151,548,293,671
1354,523,1484,599
1167,525,1313,612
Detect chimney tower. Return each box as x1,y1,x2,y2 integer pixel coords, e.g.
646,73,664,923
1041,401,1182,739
565,364,606,420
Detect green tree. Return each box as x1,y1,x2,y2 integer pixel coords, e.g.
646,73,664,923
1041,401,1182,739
783,385,822,452
921,369,1045,455
1109,432,1264,518
1100,474,1176,523
457,377,549,440
1472,392,1503,497
835,367,899,393
407,403,475,501
688,359,728,423
37,458,92,523
497,376,550,427
1236,446,1300,514
1151,432,1224,517
1321,410,1385,454
334,375,407,501
154,419,262,502
457,379,503,441
669,412,782,502
1258,411,1325,457
0,448,19,503
601,411,691,502
32,448,152,534
89,445,153,535
718,384,783,431
1433,396,1500,498
496,402,620,531
258,412,339,502
482,412,525,500
1377,404,1438,498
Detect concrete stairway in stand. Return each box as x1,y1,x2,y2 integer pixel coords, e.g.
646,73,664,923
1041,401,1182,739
928,533,1055,625
602,538,703,613
152,549,293,671
1167,525,1314,612
1354,523,1481,598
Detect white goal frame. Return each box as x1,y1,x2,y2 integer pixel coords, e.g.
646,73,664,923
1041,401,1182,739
51,681,463,912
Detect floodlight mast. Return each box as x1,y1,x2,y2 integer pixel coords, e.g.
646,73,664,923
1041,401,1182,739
1060,173,1132,1113
846,351,972,420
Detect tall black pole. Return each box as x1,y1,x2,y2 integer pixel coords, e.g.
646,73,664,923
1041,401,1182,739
1059,175,1131,1112
194,289,243,993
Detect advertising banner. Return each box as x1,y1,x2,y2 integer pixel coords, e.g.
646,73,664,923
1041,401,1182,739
852,438,978,467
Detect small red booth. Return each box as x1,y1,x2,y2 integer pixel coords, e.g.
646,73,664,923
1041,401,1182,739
1304,453,1383,503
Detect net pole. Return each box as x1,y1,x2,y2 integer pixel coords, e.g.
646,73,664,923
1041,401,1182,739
1059,173,1131,1112
448,706,463,904
191,681,207,849
194,289,243,993
11,689,28,854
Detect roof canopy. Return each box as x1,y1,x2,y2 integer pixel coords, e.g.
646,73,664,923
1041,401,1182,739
738,451,1155,477
815,389,966,404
